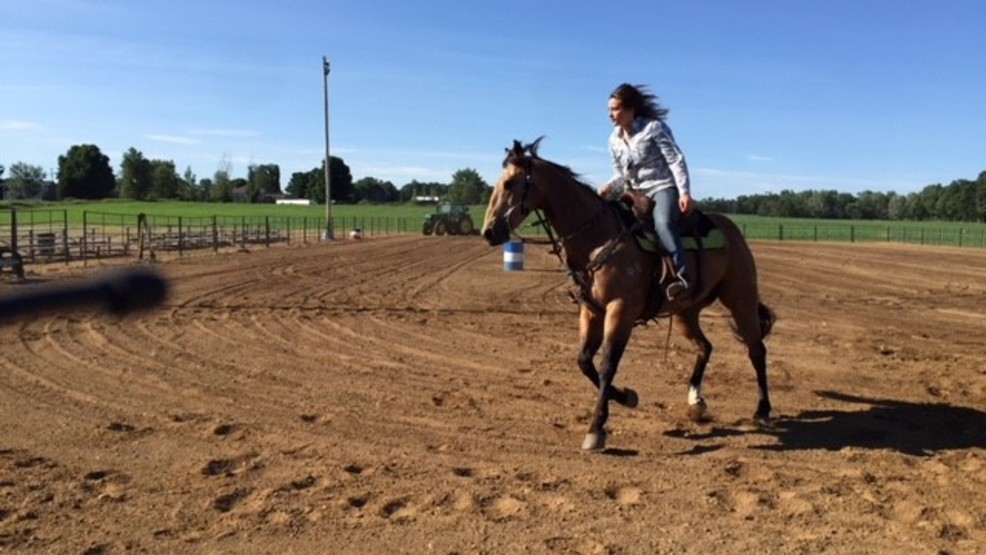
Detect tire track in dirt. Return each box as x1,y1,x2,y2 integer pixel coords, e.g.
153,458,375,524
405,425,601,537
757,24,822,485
2,318,146,416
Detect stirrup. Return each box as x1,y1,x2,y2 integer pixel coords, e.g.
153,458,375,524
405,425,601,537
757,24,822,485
666,276,689,301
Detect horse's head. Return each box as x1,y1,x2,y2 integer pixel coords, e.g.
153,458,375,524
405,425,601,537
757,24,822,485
482,137,547,246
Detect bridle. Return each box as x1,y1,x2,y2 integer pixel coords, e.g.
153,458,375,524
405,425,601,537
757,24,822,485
491,140,648,317
503,154,626,267
500,154,535,227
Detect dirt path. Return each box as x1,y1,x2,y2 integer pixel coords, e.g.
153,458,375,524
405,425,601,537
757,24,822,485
1,236,984,554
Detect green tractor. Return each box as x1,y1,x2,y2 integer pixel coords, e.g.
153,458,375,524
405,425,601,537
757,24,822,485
422,203,476,236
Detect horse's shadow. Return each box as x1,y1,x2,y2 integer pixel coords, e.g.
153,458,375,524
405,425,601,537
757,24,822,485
670,390,986,456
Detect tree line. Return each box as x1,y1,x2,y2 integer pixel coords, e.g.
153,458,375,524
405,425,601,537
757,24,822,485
0,143,493,205
701,171,986,222
5,144,984,221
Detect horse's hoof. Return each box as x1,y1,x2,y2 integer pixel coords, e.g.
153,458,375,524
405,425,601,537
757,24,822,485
687,399,708,422
581,431,606,452
755,402,772,425
623,388,639,409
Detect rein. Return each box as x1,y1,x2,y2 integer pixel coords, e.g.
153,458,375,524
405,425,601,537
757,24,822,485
514,159,640,314
566,206,643,316
514,158,610,263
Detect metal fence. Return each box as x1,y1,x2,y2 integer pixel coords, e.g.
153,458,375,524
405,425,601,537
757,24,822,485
0,208,415,274
3,207,984,279
736,221,986,248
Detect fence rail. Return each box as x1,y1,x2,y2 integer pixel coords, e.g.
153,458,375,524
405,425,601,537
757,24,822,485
0,209,415,273
736,222,986,248
514,218,986,249
2,208,984,278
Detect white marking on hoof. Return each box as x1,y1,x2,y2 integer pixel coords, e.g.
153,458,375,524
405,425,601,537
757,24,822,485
688,385,703,406
581,431,606,452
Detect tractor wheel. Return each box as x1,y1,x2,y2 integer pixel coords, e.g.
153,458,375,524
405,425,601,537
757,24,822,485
458,216,474,235
422,223,433,235
434,220,448,236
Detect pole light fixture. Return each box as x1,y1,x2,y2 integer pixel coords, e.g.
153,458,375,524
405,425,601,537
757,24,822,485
322,56,333,240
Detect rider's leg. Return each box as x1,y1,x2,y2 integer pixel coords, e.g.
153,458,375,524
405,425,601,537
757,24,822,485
651,187,690,299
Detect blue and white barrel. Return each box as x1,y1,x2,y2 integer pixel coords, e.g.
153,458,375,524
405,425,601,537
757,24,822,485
503,240,525,271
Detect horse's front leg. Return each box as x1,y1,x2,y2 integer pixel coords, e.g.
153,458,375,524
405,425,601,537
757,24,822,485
576,308,638,408
581,304,633,452
673,309,714,422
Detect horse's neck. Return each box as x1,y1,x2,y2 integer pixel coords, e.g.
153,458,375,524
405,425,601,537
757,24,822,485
540,179,619,264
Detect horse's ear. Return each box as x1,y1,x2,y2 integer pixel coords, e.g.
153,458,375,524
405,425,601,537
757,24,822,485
505,140,525,167
527,136,546,158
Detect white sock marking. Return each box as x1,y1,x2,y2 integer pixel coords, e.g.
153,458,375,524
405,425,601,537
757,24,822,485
688,385,703,405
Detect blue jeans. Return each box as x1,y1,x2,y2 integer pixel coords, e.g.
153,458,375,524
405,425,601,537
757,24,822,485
650,187,690,278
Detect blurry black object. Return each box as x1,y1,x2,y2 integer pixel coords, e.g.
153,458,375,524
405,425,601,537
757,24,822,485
0,268,168,326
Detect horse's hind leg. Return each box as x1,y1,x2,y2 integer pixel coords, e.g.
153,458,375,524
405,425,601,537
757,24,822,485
721,297,773,422
577,308,638,408
672,308,714,422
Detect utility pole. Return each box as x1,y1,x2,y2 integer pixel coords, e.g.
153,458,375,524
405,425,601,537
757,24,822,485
322,56,333,240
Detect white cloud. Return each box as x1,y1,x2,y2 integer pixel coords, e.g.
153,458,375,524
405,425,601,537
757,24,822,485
355,164,449,182
146,134,199,145
345,145,496,163
188,129,263,138
229,155,254,166
1,120,42,130
334,145,505,184
745,154,774,162
693,166,923,196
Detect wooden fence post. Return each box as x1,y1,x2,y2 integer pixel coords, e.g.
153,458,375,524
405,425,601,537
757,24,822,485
82,211,88,266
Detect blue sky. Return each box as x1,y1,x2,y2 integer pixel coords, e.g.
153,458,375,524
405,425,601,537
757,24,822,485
1,0,984,199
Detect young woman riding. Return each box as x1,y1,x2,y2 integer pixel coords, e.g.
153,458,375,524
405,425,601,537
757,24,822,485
599,83,695,301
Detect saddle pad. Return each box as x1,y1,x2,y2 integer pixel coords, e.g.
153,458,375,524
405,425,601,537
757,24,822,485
684,230,725,250
638,211,725,252
637,229,726,252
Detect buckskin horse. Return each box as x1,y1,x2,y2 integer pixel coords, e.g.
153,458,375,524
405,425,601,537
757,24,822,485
482,138,775,452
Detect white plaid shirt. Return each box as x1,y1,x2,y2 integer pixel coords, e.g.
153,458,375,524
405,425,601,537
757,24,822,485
604,117,691,197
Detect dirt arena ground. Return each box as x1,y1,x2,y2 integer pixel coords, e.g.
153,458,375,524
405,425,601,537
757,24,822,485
1,235,984,554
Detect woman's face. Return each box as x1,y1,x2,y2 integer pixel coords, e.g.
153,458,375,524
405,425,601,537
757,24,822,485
608,97,634,129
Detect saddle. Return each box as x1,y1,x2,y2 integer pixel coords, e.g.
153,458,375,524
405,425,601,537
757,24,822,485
616,191,724,319
617,191,721,249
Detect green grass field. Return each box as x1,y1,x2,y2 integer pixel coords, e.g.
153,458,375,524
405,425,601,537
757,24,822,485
727,214,986,247
0,200,455,236
4,200,986,248
0,200,443,222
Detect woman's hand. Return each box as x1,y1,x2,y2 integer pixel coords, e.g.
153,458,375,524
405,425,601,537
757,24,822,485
679,193,696,214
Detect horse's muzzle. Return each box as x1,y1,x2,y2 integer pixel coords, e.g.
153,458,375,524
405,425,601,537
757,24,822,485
482,217,511,246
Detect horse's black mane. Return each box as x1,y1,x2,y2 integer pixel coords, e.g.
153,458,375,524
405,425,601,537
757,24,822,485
504,137,599,195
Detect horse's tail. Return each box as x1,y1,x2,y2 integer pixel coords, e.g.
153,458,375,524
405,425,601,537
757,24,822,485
704,211,776,340
729,299,775,341
758,301,776,339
